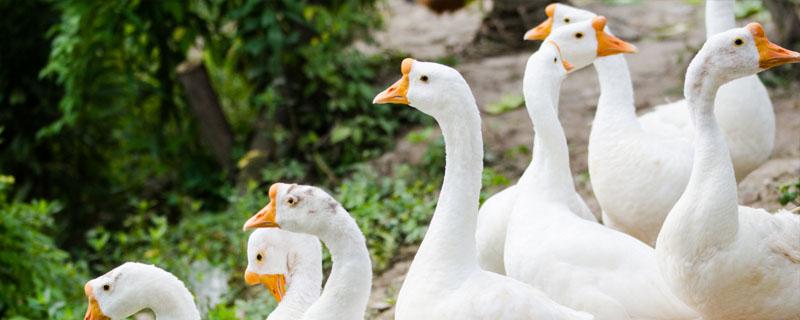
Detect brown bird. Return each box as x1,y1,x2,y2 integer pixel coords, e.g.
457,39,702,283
416,0,468,14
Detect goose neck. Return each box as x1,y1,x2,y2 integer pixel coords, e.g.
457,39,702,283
415,105,483,271
274,251,322,319
678,60,740,242
519,64,574,198
140,274,200,320
592,55,640,130
312,209,372,319
706,0,735,38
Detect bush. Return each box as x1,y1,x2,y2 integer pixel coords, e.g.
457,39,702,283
2,0,424,251
0,176,86,319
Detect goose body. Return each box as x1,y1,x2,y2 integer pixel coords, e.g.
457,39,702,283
504,34,698,320
245,229,323,320
374,59,592,320
477,173,595,275
656,24,800,320
244,184,372,320
83,262,201,320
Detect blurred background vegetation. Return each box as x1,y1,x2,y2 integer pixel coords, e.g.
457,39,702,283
0,0,450,318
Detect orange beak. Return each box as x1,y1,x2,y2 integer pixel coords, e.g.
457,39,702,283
243,184,281,230
548,40,574,72
84,282,110,320
373,58,413,105
593,16,638,57
524,3,557,41
747,23,800,69
245,271,287,302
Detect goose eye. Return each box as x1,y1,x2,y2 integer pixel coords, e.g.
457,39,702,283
103,284,110,291
575,32,583,39
256,253,263,261
564,17,570,23
286,196,297,205
734,38,743,46
553,57,558,63
420,75,429,82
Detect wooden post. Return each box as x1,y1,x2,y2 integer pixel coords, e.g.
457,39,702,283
177,55,234,174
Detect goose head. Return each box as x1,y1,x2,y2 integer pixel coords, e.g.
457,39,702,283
687,22,799,92
529,40,575,78
84,263,146,320
372,58,476,119
243,183,342,236
539,16,637,70
244,229,293,302
524,3,596,40
84,262,191,320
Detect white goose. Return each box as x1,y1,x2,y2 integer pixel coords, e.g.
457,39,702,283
83,262,201,320
245,228,322,320
244,183,372,320
528,8,692,246
373,59,592,319
475,3,598,275
656,23,800,320
535,1,775,182
503,36,699,320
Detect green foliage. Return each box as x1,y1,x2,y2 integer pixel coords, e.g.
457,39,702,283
485,93,524,115
2,0,424,249
338,164,440,270
228,0,424,178
0,176,86,319
778,178,800,207
734,0,766,19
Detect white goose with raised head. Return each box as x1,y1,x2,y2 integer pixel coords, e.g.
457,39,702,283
657,23,800,320
374,59,592,320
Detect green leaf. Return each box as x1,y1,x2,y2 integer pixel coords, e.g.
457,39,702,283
485,93,524,115
330,125,353,144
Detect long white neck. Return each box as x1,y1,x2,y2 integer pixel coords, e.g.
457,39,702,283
414,99,484,277
306,208,371,319
131,269,200,320
591,54,641,133
269,241,322,320
677,55,740,245
706,0,736,38
519,61,574,200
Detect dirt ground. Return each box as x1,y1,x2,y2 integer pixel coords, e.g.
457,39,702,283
364,1,799,319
